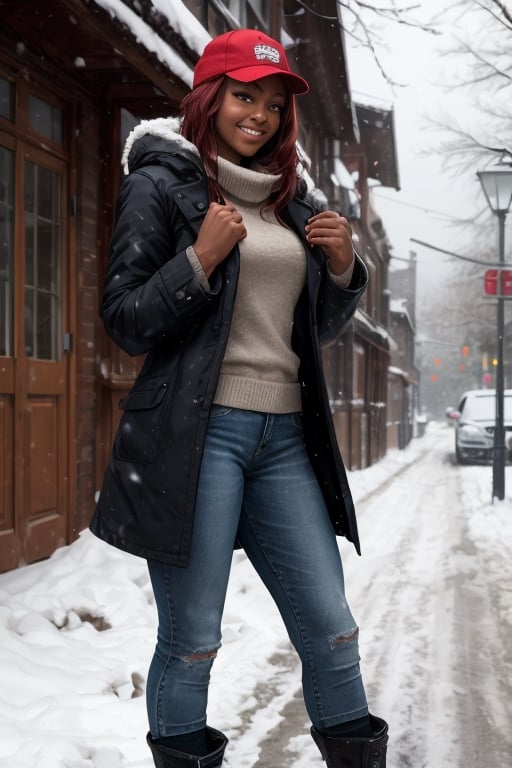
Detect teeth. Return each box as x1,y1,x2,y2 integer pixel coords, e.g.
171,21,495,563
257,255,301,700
239,126,262,136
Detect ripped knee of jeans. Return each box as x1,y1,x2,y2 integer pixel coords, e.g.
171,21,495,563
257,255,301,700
182,646,219,665
328,626,359,650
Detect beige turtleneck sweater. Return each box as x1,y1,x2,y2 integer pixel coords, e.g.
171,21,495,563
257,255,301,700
187,157,353,414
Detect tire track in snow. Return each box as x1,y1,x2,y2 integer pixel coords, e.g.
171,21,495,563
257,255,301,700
346,429,464,767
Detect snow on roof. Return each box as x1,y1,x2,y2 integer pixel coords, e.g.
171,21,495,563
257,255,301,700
150,0,211,53
388,365,417,384
93,0,212,87
354,308,389,341
390,298,408,313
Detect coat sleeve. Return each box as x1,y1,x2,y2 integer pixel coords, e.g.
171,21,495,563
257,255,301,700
317,252,368,347
100,170,220,356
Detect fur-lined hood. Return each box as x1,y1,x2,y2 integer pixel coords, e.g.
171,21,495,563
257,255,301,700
121,116,197,175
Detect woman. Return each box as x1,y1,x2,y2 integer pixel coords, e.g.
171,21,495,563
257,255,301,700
91,28,388,768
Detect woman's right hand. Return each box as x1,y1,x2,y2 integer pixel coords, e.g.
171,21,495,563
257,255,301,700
193,202,247,278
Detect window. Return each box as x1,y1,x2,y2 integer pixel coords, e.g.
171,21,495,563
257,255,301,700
352,343,366,402
24,161,61,360
208,1,269,30
1,74,67,362
0,146,14,355
0,76,12,121
29,95,63,146
226,0,243,19
246,0,268,27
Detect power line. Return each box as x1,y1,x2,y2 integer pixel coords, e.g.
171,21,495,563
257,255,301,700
372,190,472,222
410,238,508,267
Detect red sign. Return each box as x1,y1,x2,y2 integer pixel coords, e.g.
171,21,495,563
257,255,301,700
484,269,512,296
484,269,498,295
502,270,512,295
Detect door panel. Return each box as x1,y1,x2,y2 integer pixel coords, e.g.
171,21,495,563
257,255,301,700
25,358,67,542
0,394,16,561
25,390,66,562
29,396,59,512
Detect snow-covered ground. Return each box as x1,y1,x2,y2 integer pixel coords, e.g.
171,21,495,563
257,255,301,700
1,422,511,767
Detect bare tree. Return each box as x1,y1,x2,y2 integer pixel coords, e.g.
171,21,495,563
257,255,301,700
429,0,512,170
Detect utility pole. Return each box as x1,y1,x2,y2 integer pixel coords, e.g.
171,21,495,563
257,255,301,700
493,210,506,499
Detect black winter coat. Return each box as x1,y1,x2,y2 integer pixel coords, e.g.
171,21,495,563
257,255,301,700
90,124,368,566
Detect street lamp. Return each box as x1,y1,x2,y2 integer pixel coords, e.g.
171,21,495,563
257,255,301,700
477,161,512,500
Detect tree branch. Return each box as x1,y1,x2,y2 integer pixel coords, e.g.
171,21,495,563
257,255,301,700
481,0,512,29
293,0,438,85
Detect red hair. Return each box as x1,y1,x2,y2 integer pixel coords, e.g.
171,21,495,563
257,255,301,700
180,76,300,216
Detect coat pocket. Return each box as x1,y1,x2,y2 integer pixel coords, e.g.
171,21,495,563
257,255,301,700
114,377,169,464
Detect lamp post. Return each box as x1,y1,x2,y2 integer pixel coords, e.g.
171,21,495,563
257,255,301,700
477,162,512,500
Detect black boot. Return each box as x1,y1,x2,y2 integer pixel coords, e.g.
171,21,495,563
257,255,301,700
311,714,388,767
146,726,228,768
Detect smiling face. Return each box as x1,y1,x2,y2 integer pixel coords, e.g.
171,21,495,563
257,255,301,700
213,75,287,164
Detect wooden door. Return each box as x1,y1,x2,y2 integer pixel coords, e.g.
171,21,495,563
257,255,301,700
0,136,16,568
0,115,70,571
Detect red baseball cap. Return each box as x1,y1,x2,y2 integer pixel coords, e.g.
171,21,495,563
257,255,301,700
193,29,309,95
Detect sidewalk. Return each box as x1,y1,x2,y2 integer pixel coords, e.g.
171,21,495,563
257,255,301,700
232,431,434,767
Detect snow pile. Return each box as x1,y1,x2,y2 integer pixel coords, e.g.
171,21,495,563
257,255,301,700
0,523,304,767
463,479,512,634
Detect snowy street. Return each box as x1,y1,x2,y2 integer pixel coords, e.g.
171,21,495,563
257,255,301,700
1,422,511,767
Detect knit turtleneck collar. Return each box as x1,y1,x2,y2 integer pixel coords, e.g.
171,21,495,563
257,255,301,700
217,156,281,204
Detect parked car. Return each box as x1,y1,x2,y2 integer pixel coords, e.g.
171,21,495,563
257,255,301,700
451,389,512,465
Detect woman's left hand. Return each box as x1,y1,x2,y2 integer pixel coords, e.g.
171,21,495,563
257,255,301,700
305,211,354,276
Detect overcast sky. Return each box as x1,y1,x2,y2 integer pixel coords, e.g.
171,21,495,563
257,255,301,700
344,0,508,296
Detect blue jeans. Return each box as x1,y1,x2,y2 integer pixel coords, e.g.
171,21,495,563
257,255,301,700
147,407,368,737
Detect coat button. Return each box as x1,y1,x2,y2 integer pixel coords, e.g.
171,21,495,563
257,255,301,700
175,289,185,300
195,201,207,211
